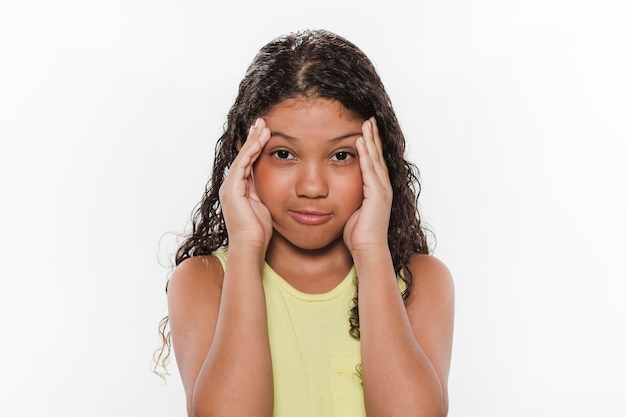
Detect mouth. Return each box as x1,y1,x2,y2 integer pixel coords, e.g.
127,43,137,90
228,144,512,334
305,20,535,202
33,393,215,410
288,210,333,225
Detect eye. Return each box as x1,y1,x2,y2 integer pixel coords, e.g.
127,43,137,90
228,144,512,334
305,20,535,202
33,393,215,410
272,149,295,160
330,151,354,162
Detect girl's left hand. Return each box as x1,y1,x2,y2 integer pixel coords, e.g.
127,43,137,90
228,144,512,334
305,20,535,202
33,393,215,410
343,117,393,255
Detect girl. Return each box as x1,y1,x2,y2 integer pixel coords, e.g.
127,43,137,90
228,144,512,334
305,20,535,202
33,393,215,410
156,29,454,417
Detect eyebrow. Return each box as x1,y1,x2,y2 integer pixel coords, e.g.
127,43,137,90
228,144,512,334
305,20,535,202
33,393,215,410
270,131,362,142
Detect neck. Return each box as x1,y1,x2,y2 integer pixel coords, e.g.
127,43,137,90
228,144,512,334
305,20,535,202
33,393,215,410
264,234,353,294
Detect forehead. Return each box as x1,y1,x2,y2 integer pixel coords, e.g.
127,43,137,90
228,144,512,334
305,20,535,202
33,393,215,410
263,98,363,139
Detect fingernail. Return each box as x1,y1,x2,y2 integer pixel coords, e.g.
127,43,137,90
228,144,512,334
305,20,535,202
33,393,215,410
367,120,373,131
254,118,260,128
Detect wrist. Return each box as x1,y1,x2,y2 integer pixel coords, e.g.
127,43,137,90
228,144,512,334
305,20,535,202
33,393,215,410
226,243,267,266
349,242,390,259
351,244,393,269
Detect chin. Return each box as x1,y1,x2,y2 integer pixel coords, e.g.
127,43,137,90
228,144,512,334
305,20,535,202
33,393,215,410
279,231,345,253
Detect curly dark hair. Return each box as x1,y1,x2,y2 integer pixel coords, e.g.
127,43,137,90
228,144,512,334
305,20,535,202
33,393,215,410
153,29,430,375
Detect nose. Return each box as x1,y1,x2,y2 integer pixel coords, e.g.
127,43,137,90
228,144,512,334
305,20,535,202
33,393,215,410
295,162,328,198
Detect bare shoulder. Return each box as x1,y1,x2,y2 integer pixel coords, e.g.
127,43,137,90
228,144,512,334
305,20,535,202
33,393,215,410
404,253,455,324
405,254,454,305
166,255,224,331
168,254,225,291
166,254,225,333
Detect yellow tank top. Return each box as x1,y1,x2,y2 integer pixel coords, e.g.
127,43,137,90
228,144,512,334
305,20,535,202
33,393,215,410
213,250,366,417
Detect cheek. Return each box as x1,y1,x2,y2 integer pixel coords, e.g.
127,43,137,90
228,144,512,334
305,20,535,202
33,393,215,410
334,169,364,208
253,160,286,203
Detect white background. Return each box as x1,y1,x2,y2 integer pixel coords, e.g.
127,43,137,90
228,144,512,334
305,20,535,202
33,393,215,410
1,0,624,415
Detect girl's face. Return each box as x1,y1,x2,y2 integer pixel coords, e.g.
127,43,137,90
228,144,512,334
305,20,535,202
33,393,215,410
253,98,365,251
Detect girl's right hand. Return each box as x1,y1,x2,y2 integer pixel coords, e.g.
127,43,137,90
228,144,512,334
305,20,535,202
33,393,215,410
219,118,273,251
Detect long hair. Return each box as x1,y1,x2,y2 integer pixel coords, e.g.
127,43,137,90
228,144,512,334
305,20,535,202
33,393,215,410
153,29,430,375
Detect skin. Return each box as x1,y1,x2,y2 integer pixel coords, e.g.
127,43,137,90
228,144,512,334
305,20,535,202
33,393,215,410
166,97,455,417
254,98,365,293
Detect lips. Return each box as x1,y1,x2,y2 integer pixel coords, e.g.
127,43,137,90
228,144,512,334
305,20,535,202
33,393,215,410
288,210,333,225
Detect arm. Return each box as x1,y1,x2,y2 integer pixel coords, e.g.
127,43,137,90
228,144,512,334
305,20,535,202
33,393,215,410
167,119,274,417
344,118,454,416
355,251,454,417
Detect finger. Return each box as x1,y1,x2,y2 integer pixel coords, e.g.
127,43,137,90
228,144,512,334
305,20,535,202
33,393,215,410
223,129,270,202
362,119,388,182
246,125,271,177
240,119,269,159
356,136,380,189
370,117,385,165
238,118,265,152
232,119,271,178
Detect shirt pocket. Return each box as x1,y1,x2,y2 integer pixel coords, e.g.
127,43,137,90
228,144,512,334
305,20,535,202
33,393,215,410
330,355,366,417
